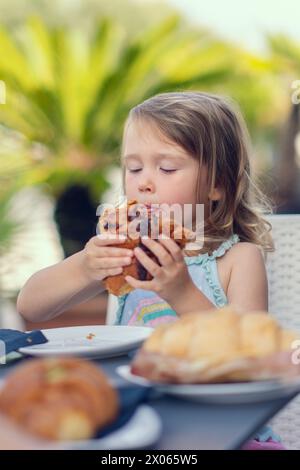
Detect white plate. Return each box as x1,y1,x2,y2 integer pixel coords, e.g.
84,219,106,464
18,326,153,359
61,405,162,450
117,365,300,404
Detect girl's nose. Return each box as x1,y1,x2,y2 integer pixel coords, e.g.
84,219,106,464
138,180,155,193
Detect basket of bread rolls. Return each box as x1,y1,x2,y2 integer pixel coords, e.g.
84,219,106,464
130,307,300,383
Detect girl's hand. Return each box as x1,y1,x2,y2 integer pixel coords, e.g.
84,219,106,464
80,235,134,283
125,236,193,304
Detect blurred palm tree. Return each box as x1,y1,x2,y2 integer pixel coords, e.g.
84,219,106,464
0,127,31,296
0,15,282,253
267,34,300,213
0,0,174,38
0,127,31,252
0,14,233,254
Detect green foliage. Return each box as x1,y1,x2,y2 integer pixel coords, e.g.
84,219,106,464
0,15,238,201
0,14,287,205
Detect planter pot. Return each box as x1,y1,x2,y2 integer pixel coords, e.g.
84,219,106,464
54,184,98,258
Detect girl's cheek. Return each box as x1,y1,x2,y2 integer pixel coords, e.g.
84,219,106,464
125,174,133,186
124,174,137,196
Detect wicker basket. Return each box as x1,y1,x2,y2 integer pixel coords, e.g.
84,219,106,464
265,214,300,450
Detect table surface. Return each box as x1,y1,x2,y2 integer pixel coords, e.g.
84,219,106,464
0,351,297,450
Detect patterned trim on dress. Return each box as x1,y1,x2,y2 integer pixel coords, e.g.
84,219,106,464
128,296,177,326
184,234,240,265
114,293,128,325
184,234,240,307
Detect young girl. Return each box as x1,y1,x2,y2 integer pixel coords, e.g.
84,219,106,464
17,91,284,449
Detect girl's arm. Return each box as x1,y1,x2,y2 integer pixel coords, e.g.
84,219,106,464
16,250,104,323
226,242,268,312
17,235,133,323
168,242,267,315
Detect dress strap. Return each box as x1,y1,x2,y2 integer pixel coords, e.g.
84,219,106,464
184,234,240,308
114,294,128,325
210,233,240,259
184,234,240,266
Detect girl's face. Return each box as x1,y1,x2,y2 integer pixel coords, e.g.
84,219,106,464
122,119,209,215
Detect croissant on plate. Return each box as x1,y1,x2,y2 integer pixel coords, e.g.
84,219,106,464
0,357,119,441
131,307,300,383
98,199,196,296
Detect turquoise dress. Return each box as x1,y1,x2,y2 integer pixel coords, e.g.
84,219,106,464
115,234,239,327
114,233,283,448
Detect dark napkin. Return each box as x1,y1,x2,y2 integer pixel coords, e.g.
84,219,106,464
95,384,153,438
0,329,48,356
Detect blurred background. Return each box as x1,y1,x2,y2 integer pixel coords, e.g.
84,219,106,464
1,0,300,330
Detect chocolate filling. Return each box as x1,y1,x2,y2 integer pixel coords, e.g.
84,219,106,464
136,240,161,281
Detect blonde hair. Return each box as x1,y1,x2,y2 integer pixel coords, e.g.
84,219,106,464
121,91,274,254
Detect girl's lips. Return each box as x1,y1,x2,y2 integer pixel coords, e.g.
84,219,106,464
137,202,155,211
140,202,159,208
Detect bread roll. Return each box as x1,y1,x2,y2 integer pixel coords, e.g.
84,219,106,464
0,357,119,441
131,307,300,383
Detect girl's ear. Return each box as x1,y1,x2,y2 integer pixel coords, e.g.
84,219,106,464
209,187,222,201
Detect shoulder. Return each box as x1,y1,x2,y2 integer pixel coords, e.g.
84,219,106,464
215,241,265,296
225,242,268,311
216,241,265,278
227,242,266,266
225,242,267,281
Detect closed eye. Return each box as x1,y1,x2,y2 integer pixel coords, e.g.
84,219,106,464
160,169,177,173
127,168,177,174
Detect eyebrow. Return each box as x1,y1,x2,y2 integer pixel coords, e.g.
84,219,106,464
123,152,188,161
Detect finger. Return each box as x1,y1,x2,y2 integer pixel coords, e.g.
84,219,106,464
94,234,127,246
95,257,132,268
134,246,161,277
95,247,134,257
104,267,124,277
140,237,173,266
157,235,183,262
125,275,154,290
93,235,133,256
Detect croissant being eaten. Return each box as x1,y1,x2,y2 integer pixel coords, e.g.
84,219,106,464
98,199,196,296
